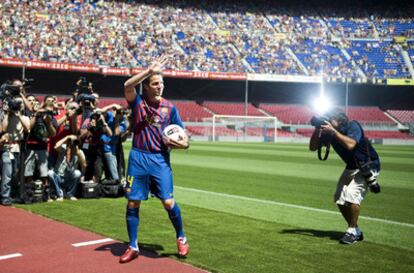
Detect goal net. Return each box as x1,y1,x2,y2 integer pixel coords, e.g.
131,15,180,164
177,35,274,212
203,115,278,142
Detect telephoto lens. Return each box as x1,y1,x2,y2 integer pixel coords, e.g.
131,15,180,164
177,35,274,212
359,161,381,194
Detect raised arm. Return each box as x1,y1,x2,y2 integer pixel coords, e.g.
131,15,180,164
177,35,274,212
123,56,168,102
15,112,30,133
76,147,87,174
55,134,77,151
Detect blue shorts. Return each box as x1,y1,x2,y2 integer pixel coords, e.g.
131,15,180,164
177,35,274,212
125,148,174,201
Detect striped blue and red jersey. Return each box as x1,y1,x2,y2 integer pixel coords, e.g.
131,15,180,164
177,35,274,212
129,95,184,153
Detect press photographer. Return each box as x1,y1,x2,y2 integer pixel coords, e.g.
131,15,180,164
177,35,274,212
99,104,127,183
48,134,86,201
80,108,112,183
49,100,82,168
309,108,381,245
24,95,58,203
0,79,30,206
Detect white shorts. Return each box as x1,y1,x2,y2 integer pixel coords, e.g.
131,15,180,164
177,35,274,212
334,169,369,205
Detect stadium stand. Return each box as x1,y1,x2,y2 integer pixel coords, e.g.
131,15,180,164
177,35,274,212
346,41,411,79
407,41,414,64
291,37,358,78
185,125,207,136
203,101,265,116
346,106,395,125
374,19,414,38
387,110,414,124
326,18,375,39
296,127,414,139
38,95,410,140
1,0,413,80
99,97,128,108
259,104,313,124
245,127,297,138
295,128,315,137
187,125,242,137
364,130,414,139
186,125,298,138
171,100,212,122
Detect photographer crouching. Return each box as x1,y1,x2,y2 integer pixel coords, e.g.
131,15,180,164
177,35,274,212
48,135,86,201
0,80,30,206
309,108,381,244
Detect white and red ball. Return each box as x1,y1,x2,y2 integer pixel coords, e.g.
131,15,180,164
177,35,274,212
162,124,185,143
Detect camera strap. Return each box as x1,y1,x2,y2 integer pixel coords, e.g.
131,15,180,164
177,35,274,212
317,141,330,161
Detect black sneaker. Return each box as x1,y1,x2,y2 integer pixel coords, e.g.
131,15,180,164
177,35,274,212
339,232,359,244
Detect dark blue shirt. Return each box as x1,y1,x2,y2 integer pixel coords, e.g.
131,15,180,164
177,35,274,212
324,121,380,170
129,95,184,153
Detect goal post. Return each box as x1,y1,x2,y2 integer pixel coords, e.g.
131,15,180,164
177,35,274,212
207,115,279,143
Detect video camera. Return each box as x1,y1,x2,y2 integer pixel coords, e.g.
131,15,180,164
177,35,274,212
0,80,28,113
77,93,96,107
4,97,23,113
0,82,20,98
0,78,34,96
310,115,331,161
76,76,91,94
75,77,96,107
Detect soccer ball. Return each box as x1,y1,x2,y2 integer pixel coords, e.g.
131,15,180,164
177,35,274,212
162,124,185,143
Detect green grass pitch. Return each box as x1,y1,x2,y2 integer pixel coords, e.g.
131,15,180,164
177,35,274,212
21,142,414,273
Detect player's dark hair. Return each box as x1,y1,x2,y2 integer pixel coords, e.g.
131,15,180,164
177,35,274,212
143,72,163,87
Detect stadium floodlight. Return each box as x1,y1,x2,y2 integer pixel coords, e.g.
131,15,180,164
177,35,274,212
312,72,332,115
312,95,332,115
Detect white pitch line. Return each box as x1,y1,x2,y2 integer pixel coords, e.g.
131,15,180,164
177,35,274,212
72,238,114,247
176,186,414,228
0,253,23,261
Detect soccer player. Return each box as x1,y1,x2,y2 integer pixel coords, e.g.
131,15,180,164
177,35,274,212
120,56,190,263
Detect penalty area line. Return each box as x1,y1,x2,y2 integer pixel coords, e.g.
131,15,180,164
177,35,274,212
72,238,114,247
0,253,23,261
176,186,414,228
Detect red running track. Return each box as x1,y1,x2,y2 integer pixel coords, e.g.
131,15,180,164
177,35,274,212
0,206,207,273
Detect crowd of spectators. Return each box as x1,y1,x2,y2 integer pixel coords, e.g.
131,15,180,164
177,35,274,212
291,37,360,78
408,41,414,63
346,41,411,79
0,77,130,205
0,0,413,79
